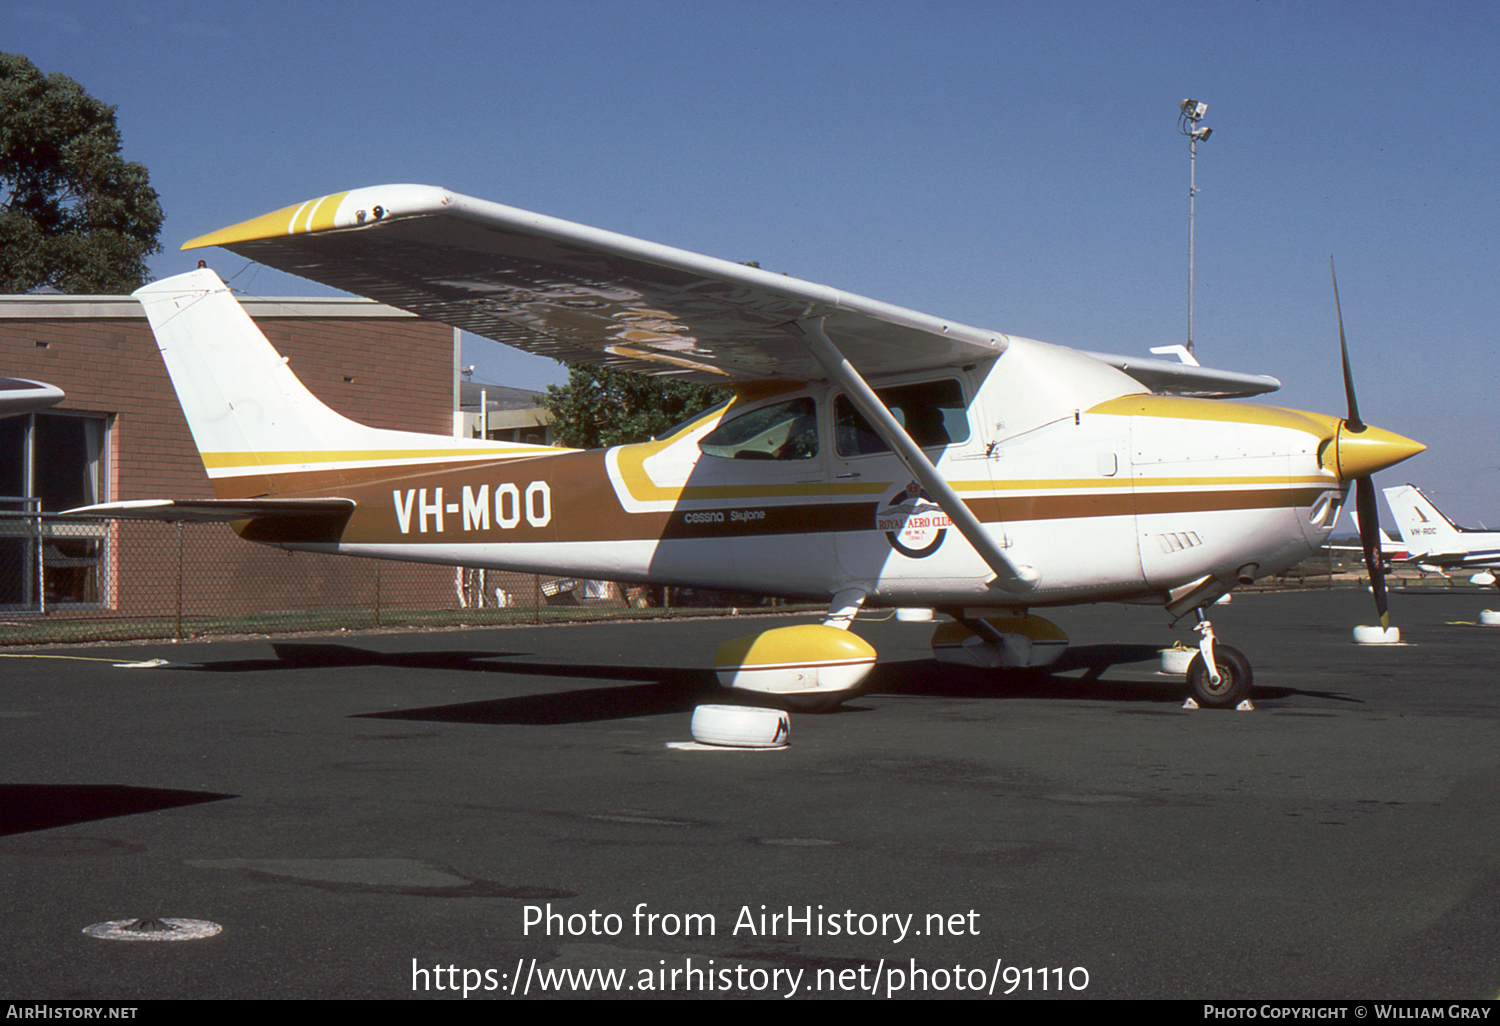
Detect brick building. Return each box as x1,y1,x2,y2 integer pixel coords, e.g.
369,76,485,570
1,290,459,618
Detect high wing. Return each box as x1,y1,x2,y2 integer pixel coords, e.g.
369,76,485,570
184,185,1000,383
184,184,1278,396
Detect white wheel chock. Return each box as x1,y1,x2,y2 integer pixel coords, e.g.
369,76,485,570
1353,625,1401,644
689,705,790,748
1160,647,1195,674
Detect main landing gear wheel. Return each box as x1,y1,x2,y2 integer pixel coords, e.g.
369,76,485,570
1185,645,1252,709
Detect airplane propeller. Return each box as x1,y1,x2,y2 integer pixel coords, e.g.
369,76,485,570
1331,258,1391,629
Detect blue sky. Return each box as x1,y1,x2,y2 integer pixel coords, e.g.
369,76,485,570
8,0,1499,523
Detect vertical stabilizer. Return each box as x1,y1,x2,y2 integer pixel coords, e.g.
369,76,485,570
136,269,384,456
134,269,546,497
1382,484,1460,554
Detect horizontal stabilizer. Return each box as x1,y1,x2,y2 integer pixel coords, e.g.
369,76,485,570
67,498,355,523
0,377,65,419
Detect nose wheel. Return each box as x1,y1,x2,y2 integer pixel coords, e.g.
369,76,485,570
1184,615,1253,709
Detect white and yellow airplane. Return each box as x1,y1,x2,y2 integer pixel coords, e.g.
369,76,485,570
82,185,1424,709
1383,484,1500,585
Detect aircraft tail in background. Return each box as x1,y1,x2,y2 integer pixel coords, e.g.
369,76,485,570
1383,484,1465,555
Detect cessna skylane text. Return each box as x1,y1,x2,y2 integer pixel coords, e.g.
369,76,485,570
77,184,1425,709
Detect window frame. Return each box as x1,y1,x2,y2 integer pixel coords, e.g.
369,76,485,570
0,410,112,612
831,377,972,460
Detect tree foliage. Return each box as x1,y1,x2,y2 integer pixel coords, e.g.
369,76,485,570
538,364,731,449
0,53,163,294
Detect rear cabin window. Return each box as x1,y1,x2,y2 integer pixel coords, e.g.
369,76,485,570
834,379,969,457
698,397,818,461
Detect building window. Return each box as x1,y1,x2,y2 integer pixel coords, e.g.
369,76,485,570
0,411,110,611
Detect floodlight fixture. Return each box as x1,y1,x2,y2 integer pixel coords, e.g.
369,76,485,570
1191,125,1213,142
1180,98,1207,121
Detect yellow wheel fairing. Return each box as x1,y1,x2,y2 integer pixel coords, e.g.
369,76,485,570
713,624,877,695
930,613,1068,645
931,614,1069,669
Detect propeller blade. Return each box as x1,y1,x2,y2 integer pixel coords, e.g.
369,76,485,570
1331,257,1365,433
1355,463,1389,630
1334,258,1391,629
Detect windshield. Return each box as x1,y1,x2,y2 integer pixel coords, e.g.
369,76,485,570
698,397,818,460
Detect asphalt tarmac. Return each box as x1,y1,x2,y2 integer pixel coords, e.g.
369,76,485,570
3,588,1499,1001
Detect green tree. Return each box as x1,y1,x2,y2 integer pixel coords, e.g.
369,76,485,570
539,364,731,449
0,53,163,294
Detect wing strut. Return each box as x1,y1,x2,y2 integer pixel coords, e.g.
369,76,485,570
795,318,1039,595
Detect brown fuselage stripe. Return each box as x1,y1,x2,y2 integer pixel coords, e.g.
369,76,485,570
234,447,1329,545
206,454,556,499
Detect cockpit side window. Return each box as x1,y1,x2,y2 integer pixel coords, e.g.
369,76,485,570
835,379,969,457
698,396,819,461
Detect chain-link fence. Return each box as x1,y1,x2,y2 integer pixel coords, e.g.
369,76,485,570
5,513,1464,648
0,513,795,646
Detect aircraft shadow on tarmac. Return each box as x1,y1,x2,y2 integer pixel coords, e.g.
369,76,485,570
875,643,1355,706
0,784,237,836
186,644,545,675
347,642,1265,726
358,677,716,726
183,641,1352,727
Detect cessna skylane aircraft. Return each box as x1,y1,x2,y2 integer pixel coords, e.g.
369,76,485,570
81,185,1424,709
1383,484,1500,586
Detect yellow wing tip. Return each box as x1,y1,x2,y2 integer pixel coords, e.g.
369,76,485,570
182,192,350,251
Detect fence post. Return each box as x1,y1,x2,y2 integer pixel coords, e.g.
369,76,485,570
34,507,45,617
374,561,381,628
175,520,184,639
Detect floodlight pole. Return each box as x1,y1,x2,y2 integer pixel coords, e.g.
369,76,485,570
1188,131,1198,358
1178,98,1211,359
